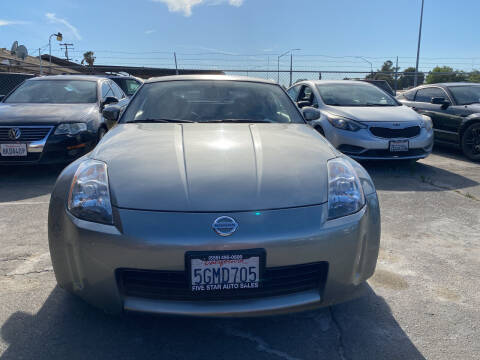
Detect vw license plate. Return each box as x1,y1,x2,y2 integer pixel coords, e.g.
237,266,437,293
188,250,265,293
389,140,409,152
0,143,27,157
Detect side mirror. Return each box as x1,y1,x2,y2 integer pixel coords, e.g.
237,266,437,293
297,100,311,109
102,96,119,107
0,95,4,102
302,107,321,121
431,97,449,105
102,105,121,124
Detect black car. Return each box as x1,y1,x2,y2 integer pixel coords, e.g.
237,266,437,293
397,83,480,161
107,75,143,97
0,75,129,164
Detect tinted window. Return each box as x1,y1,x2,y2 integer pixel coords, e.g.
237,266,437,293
113,78,142,97
287,85,300,101
415,87,448,103
4,80,97,104
316,83,398,106
403,90,416,101
122,81,304,124
109,80,125,99
101,82,114,99
448,86,480,105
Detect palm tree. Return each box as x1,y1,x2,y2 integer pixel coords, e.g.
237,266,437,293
81,51,95,66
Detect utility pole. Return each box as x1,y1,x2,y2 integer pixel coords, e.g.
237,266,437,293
414,0,425,87
289,53,293,87
174,52,179,75
394,56,399,96
38,48,43,75
60,43,74,61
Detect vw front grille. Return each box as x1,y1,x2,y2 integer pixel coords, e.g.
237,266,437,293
0,126,53,142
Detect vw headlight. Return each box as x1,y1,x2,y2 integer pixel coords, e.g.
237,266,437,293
55,123,87,135
420,115,433,131
326,113,367,132
68,159,113,224
327,157,365,220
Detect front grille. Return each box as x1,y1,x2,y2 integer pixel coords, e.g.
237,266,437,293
0,127,52,142
370,126,421,139
117,262,329,301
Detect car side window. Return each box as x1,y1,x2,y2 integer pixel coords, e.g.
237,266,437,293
415,87,448,103
125,79,141,96
101,82,114,100
298,85,317,107
110,80,125,99
287,85,301,101
403,90,416,101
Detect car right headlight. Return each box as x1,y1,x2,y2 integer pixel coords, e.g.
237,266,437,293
67,159,113,224
55,123,87,135
327,157,365,220
326,113,367,132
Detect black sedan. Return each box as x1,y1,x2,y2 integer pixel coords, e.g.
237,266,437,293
397,83,480,161
0,75,129,164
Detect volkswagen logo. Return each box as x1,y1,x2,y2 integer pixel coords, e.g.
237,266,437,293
212,216,238,236
8,128,21,140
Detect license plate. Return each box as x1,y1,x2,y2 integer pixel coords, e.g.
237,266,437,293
187,250,265,293
389,140,409,152
0,143,27,157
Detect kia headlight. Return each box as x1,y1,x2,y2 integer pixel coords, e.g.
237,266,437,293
327,157,365,220
54,123,87,135
420,115,433,131
68,159,113,224
326,113,367,132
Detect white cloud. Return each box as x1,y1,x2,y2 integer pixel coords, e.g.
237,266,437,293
152,0,244,17
0,20,28,26
45,13,82,40
145,29,156,34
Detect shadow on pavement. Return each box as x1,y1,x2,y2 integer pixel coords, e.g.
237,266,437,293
0,165,64,202
0,285,425,360
361,160,478,192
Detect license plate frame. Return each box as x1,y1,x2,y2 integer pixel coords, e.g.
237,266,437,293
389,140,409,152
186,249,266,295
0,143,27,157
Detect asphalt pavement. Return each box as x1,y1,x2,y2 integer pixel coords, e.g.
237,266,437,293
0,146,478,360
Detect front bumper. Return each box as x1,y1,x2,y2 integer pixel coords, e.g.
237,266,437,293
0,132,97,165
48,193,381,317
322,121,434,160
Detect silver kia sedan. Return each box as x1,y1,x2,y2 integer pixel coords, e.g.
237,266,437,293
287,80,434,160
48,75,380,317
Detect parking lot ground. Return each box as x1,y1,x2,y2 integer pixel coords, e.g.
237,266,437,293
0,146,478,360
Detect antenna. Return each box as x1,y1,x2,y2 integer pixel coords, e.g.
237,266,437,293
10,41,18,55
60,43,74,61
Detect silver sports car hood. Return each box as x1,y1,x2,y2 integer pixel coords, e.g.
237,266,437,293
93,123,335,212
323,104,421,123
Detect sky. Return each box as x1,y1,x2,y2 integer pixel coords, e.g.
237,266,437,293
1,0,480,74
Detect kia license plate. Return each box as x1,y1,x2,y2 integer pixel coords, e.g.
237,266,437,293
389,140,409,152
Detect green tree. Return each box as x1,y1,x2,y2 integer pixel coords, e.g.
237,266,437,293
425,66,467,84
398,67,424,89
365,60,398,88
468,70,480,83
81,51,95,66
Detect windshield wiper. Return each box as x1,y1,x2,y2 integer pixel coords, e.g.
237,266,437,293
462,102,480,105
203,119,273,123
364,103,396,107
127,118,196,123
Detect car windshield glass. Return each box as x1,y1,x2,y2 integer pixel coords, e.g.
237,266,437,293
448,86,480,105
122,80,304,124
4,80,97,104
316,83,398,106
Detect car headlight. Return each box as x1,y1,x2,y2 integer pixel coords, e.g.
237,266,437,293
420,115,433,131
67,159,113,224
54,123,87,135
327,157,365,220
326,113,367,132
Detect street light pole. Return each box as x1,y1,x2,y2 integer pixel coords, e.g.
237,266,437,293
414,0,425,87
48,32,63,73
356,56,373,74
277,48,300,85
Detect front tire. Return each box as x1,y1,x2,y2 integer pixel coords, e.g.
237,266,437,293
461,123,480,161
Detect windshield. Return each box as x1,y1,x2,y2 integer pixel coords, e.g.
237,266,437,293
121,80,304,124
448,86,480,105
316,83,398,107
4,80,97,104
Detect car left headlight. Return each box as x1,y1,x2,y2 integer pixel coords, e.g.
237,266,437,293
67,159,113,224
54,123,87,135
327,157,365,220
420,115,433,131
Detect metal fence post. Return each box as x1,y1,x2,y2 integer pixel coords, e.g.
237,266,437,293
394,56,398,95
